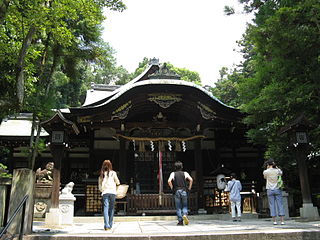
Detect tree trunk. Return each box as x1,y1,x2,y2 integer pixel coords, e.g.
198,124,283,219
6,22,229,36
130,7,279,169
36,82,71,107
29,120,41,170
37,33,52,80
45,48,60,96
29,114,36,149
16,26,36,107
0,0,11,25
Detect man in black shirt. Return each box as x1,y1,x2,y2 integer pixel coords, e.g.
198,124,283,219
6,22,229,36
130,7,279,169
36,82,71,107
168,161,193,225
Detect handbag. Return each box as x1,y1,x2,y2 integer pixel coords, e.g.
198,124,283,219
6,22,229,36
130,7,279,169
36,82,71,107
116,184,129,199
277,176,284,189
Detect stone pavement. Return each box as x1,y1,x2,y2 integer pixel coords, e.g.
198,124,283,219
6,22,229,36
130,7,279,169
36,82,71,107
25,215,320,240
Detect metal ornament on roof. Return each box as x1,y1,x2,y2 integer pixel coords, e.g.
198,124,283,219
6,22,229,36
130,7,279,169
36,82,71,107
111,101,132,120
149,63,181,80
197,102,216,120
148,93,182,108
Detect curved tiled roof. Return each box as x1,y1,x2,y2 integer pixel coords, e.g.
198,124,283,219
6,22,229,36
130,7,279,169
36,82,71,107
72,63,236,113
74,79,235,111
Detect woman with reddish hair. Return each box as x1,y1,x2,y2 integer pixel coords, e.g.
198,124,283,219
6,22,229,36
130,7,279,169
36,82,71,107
98,160,120,230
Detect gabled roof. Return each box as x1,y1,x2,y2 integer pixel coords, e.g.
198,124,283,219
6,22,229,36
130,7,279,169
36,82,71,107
41,111,80,135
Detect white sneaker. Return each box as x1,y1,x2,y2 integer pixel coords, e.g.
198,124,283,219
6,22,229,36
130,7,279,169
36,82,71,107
281,222,285,225
273,222,277,225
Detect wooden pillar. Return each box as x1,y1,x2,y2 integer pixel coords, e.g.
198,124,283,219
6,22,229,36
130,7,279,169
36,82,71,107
119,138,127,183
49,145,64,208
295,148,312,204
194,139,203,209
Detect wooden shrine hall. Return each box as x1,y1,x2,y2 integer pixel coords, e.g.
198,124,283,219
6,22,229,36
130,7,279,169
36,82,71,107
1,60,265,216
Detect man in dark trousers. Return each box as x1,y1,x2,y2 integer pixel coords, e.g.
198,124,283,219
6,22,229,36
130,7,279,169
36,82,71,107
168,161,193,225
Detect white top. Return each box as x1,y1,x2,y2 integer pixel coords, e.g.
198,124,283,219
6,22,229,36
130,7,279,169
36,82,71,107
98,170,120,196
168,171,192,182
263,168,282,190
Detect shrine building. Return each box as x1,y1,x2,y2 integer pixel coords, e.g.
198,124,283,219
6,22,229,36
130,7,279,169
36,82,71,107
0,61,265,215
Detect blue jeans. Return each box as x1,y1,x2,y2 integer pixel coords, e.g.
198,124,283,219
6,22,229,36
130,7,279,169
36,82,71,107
102,193,116,228
267,189,284,217
174,189,188,222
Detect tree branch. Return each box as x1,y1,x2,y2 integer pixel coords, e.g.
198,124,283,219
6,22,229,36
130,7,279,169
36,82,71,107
16,25,36,108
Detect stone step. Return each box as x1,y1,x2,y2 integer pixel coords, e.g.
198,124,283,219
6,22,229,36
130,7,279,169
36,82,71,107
24,216,320,240
23,231,320,240
34,213,259,223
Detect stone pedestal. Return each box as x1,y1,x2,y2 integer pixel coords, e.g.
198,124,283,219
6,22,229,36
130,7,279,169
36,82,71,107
281,191,290,220
7,169,35,235
45,208,61,226
34,183,52,218
59,194,76,225
300,203,319,220
45,182,76,226
0,178,12,227
259,191,290,219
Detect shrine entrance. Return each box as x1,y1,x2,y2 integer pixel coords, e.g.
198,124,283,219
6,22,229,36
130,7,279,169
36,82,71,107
134,151,175,194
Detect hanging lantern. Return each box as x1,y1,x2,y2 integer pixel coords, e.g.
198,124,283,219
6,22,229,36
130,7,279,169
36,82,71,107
150,141,155,151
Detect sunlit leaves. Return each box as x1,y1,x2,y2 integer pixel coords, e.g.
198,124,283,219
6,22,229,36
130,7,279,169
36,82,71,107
236,0,320,159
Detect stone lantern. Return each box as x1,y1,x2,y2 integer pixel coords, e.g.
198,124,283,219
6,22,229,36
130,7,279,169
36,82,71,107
280,115,319,219
41,111,79,226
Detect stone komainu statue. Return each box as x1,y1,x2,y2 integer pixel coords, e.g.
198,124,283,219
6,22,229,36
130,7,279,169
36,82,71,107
36,162,54,184
61,182,75,196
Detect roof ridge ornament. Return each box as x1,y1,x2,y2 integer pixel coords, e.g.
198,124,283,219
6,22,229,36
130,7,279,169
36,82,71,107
149,57,160,66
149,63,181,80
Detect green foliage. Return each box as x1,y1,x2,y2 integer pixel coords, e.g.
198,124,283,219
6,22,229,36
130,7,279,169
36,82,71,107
234,0,320,163
0,146,12,178
166,63,202,85
130,57,150,79
210,67,242,108
0,0,126,114
0,163,12,178
224,6,235,16
0,0,127,169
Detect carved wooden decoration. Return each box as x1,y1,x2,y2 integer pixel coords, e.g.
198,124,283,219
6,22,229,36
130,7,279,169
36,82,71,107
148,93,182,108
111,101,132,120
197,102,216,120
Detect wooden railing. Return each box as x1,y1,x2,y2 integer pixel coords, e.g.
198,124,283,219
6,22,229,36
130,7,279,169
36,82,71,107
127,193,198,214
